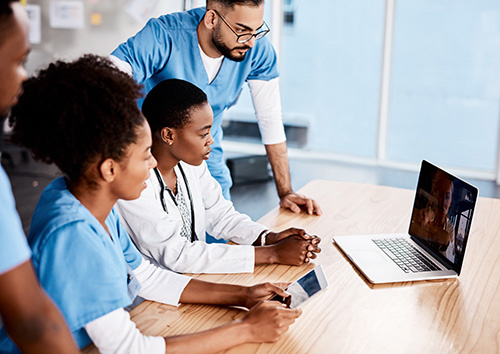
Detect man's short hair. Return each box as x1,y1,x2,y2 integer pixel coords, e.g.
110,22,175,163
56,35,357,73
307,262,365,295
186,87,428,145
207,0,264,10
0,0,18,45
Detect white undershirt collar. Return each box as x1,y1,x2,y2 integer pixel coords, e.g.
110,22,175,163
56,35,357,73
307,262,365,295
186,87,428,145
198,44,224,84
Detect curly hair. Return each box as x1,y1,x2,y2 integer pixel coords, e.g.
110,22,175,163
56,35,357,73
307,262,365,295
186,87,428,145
9,54,145,185
0,0,18,45
142,79,208,134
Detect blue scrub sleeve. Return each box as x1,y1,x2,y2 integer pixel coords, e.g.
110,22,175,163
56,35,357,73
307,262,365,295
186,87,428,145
205,128,232,199
112,208,143,270
246,36,280,81
33,221,133,340
0,167,30,274
111,18,173,84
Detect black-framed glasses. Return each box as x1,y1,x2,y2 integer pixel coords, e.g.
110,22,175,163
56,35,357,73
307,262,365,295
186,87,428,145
211,9,270,44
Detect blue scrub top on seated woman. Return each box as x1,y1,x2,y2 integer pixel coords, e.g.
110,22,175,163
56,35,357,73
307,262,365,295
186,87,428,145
0,177,143,351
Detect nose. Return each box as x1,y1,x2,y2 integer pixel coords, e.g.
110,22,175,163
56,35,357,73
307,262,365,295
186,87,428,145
149,155,158,169
207,134,214,146
246,36,256,48
19,66,28,83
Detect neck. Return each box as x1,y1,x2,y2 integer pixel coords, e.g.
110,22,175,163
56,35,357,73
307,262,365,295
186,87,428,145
197,17,223,58
151,142,179,181
69,181,115,228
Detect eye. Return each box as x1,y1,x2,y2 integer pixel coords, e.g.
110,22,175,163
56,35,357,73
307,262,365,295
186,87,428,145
201,133,209,138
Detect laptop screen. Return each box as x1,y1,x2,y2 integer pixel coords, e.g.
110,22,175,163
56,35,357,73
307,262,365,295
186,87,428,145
409,160,478,273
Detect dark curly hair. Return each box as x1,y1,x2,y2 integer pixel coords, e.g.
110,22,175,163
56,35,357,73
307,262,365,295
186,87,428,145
142,79,208,135
0,0,18,45
9,54,145,185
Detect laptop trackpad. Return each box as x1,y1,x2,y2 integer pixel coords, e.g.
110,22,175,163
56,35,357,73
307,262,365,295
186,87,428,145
351,250,387,264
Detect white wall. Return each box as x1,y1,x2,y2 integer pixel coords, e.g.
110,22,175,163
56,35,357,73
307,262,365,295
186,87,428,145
26,0,184,74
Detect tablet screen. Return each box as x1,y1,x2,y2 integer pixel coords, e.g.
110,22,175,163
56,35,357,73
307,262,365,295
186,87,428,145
271,265,328,309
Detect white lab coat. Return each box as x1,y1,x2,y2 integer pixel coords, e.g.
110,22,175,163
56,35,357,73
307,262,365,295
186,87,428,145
116,161,266,274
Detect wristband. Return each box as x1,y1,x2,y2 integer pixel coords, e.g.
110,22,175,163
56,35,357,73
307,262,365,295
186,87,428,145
259,230,272,246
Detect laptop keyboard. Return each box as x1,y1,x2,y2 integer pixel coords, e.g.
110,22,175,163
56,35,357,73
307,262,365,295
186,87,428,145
372,238,441,273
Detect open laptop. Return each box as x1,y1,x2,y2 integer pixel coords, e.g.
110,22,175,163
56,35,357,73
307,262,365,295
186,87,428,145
332,160,478,284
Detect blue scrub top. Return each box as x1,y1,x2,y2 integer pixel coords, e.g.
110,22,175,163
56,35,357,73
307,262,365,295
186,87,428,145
112,7,279,196
0,166,30,275
0,177,143,351
0,167,31,354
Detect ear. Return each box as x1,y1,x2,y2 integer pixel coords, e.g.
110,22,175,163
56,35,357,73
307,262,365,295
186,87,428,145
204,9,217,29
99,158,117,183
160,127,175,146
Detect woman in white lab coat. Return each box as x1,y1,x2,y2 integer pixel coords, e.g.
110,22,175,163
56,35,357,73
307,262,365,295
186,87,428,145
116,79,321,274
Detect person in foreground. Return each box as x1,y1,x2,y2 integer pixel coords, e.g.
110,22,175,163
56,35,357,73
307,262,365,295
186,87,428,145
117,79,321,274
0,1,79,353
1,55,301,354
111,0,321,215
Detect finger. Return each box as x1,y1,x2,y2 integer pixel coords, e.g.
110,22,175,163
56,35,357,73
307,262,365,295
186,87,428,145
280,307,302,319
312,199,322,216
266,282,291,297
281,227,306,238
272,282,290,290
305,198,314,215
288,203,301,213
311,235,322,244
309,253,318,259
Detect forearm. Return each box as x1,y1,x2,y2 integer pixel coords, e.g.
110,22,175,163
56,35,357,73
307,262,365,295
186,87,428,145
165,319,251,354
254,245,277,265
179,279,248,307
0,261,79,354
265,142,293,197
6,292,78,354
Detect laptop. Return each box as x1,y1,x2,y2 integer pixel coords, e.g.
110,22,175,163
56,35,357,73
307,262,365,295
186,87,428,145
332,160,478,284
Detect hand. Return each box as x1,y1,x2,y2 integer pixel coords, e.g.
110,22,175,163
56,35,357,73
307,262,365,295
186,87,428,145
242,301,301,343
270,236,321,266
266,227,322,247
244,282,289,309
280,192,322,215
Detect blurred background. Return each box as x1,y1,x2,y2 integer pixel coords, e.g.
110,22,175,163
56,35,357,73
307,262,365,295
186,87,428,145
3,0,500,231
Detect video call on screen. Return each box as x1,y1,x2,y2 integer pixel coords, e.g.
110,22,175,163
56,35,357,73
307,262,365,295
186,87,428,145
409,162,477,267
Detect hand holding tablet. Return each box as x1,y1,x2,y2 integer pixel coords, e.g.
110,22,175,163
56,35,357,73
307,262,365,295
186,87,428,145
271,265,329,309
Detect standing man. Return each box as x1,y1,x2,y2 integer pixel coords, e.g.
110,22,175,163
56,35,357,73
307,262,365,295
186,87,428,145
111,0,321,215
0,1,79,353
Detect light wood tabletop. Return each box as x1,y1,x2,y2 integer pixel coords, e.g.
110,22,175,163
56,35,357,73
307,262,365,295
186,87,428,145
82,180,500,354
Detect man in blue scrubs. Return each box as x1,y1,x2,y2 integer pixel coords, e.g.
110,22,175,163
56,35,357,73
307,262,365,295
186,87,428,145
111,0,321,216
0,1,79,353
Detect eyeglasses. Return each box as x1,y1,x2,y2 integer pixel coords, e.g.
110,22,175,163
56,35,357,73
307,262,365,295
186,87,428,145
211,9,270,44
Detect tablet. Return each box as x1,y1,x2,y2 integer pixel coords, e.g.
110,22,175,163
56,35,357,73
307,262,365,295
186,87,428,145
271,265,329,309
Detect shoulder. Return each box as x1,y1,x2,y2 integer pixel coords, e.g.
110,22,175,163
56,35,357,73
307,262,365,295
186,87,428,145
246,37,279,79
154,7,205,31
28,179,102,264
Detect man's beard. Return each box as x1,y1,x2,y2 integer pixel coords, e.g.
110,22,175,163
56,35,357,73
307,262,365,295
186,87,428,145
211,26,250,62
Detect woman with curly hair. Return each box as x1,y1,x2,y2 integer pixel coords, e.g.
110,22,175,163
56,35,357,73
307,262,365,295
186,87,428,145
0,54,301,354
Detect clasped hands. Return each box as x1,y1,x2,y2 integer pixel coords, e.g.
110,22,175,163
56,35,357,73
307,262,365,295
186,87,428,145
265,227,321,266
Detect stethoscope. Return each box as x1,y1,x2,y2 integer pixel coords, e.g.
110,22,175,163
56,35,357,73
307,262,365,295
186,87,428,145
153,164,198,242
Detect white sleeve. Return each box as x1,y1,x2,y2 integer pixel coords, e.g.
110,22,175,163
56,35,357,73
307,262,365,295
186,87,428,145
109,55,133,76
248,77,287,145
198,162,268,245
116,177,256,274
134,258,191,306
85,308,165,354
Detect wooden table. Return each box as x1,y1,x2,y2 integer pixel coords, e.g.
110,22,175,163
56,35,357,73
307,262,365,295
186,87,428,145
82,180,500,353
